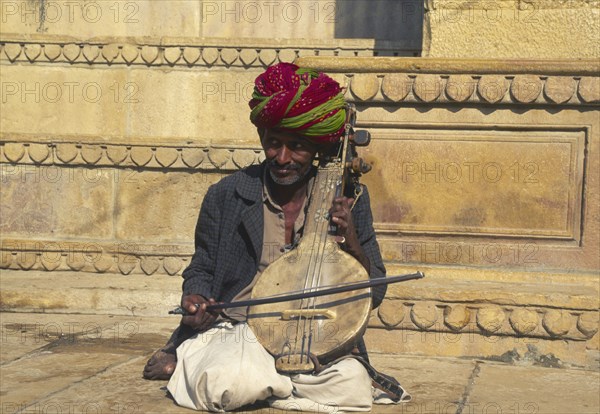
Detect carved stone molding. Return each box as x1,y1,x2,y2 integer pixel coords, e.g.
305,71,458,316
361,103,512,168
371,299,599,342
2,238,597,342
0,239,193,276
0,139,263,171
0,38,394,68
295,57,600,107
345,73,600,106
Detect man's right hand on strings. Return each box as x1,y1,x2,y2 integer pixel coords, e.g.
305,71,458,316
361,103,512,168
181,294,219,331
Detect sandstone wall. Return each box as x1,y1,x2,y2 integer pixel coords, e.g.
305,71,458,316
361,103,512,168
1,0,598,364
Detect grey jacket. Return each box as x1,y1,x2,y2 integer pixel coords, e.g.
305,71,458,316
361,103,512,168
182,163,387,308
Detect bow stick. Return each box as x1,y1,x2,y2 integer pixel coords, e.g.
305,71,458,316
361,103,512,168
169,271,424,315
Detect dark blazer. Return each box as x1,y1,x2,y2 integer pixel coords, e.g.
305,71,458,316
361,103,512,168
182,163,387,308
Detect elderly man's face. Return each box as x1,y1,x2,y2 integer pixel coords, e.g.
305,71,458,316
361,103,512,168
261,129,318,186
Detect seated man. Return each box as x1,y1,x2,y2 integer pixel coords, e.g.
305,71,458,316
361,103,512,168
144,63,407,412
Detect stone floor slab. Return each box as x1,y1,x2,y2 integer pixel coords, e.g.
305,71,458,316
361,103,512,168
1,312,176,364
368,353,476,413
467,362,600,414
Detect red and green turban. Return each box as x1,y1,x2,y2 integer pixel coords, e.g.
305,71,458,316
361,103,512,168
249,63,347,143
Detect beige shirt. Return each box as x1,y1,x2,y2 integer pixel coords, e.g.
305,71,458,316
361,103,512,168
223,171,313,320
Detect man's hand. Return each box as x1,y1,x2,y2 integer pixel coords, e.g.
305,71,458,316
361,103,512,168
330,196,370,274
181,294,220,331
330,197,360,250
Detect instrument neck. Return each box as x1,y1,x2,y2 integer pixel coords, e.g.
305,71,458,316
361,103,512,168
302,160,345,238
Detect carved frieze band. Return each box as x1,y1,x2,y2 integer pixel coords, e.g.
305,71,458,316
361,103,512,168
2,40,598,106
0,140,264,171
1,241,597,341
0,240,192,277
1,240,597,341
0,40,383,68
372,300,599,341
346,73,600,106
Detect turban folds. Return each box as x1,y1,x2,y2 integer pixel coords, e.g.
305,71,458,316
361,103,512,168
249,63,346,143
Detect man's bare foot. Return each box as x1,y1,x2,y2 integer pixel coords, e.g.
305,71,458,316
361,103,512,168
143,345,176,380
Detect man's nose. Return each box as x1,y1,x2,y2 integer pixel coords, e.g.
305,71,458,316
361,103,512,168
275,145,292,165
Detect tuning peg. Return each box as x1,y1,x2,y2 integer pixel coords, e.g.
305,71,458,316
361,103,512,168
349,158,372,174
350,130,371,146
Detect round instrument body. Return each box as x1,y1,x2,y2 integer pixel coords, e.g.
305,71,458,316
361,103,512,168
247,240,371,371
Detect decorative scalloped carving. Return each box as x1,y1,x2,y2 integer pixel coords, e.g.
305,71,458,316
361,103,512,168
446,75,476,102
511,75,542,103
24,44,41,62
544,76,576,104
232,149,257,169
140,257,160,275
3,143,25,162
577,312,599,338
370,301,597,341
444,304,471,331
202,48,219,65
0,252,12,268
4,44,22,61
56,144,79,163
121,44,139,64
381,74,412,102
239,49,258,66
378,299,405,327
3,40,410,69
1,141,268,171
155,148,179,167
141,46,159,65
118,256,137,275
579,77,600,103
164,47,182,65
163,256,182,276
350,74,380,101
102,44,120,63
82,45,100,63
478,75,508,103
44,44,62,61
80,145,103,165
259,49,277,66
27,144,50,163
207,148,231,168
94,256,114,273
542,309,571,337
278,49,297,63
181,148,205,168
509,308,539,335
106,146,128,165
183,47,201,65
410,301,438,329
414,74,443,102
220,48,238,65
63,44,81,62
130,147,153,166
477,305,505,333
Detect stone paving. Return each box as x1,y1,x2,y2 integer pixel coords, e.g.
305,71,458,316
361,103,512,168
1,311,598,414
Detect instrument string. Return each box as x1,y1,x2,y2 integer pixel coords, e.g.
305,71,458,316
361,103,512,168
306,168,337,357
302,168,332,362
290,166,328,362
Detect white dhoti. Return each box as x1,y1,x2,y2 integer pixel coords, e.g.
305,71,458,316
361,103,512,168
167,322,396,412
